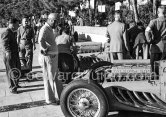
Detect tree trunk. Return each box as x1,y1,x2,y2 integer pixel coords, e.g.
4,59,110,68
88,0,91,25
128,0,130,10
132,0,139,22
153,0,157,18
94,0,98,25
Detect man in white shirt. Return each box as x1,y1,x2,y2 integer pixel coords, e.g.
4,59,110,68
38,13,63,104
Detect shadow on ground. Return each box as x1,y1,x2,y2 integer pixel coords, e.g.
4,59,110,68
18,88,44,93
0,66,41,73
0,100,47,113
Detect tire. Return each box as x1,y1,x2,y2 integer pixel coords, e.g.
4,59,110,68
89,61,112,83
60,79,109,117
79,56,103,71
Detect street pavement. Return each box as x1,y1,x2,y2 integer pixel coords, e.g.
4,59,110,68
0,44,65,117
0,44,119,117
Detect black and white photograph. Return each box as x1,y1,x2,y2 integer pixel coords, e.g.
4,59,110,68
0,0,166,117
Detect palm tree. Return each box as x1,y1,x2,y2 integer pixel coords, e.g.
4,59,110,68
131,0,139,22
153,0,157,18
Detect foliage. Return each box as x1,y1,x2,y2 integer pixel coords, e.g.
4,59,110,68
0,0,154,27
106,1,153,27
138,2,153,27
0,0,81,22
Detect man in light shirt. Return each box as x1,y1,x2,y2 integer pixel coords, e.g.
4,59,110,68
38,13,63,104
106,10,130,61
17,16,36,72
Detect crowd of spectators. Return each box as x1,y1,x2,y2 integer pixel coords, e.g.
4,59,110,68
106,6,166,75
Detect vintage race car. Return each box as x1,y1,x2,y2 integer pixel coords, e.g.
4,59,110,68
60,58,166,117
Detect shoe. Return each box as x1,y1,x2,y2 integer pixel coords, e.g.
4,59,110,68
16,85,22,88
55,100,60,105
10,88,18,94
46,100,60,105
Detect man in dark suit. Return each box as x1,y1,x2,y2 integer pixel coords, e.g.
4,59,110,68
106,10,130,61
1,18,21,94
145,6,166,72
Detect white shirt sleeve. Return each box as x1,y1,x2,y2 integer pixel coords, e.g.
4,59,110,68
38,27,47,50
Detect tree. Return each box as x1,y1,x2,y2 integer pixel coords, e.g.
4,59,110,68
139,1,153,27
153,0,157,18
131,0,139,22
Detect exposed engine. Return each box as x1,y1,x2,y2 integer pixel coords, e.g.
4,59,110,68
107,64,151,82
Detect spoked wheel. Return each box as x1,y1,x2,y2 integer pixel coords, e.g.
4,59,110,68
67,88,100,116
60,80,109,117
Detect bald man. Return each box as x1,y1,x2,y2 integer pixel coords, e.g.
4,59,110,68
38,13,63,104
145,6,166,72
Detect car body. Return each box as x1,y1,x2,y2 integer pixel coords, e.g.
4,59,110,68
60,42,166,117
60,58,166,117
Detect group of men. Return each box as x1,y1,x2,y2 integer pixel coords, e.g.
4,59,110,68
106,6,166,73
1,12,66,105
1,16,35,94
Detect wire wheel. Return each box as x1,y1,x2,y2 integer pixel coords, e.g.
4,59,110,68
67,88,100,117
60,80,109,117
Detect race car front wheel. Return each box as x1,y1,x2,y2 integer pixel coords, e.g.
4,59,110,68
60,79,109,117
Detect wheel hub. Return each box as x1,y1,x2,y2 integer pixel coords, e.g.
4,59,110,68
78,98,90,110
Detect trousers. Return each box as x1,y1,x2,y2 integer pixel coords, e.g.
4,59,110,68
3,52,21,89
110,52,123,62
150,53,162,73
40,54,63,102
19,41,33,71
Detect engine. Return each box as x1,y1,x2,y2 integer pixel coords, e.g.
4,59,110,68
106,59,153,82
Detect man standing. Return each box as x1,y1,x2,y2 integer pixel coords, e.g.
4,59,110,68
38,13,63,104
17,16,36,72
1,18,21,94
106,10,130,61
145,6,166,72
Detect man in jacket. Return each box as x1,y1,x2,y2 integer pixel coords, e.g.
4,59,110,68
1,18,21,94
